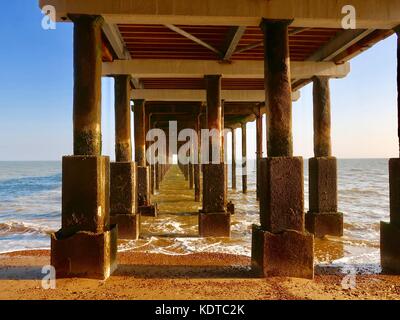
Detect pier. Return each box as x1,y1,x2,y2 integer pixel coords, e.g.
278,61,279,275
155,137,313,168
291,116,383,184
38,0,400,280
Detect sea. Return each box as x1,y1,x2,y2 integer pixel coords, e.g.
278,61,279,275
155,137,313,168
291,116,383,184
0,159,390,273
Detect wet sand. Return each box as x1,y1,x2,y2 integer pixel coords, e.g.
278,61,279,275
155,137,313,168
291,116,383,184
1,249,400,300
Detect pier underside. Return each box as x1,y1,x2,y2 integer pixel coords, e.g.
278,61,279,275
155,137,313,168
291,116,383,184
39,0,400,280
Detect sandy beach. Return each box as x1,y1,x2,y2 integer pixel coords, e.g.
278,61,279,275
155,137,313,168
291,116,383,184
0,249,399,300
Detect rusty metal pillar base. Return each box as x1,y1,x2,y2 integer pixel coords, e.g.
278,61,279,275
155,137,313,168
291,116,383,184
202,164,226,213
251,225,314,279
51,156,117,279
110,214,140,240
227,202,235,215
381,222,400,274
200,164,230,237
194,164,201,202
199,212,231,237
150,165,155,195
137,166,158,217
155,164,160,191
110,162,140,239
184,164,189,181
139,204,158,217
189,163,194,189
252,157,314,279
137,166,150,206
306,212,343,238
381,158,400,274
51,226,118,280
305,157,343,237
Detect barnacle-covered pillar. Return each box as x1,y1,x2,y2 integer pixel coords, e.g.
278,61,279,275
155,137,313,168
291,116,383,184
305,76,343,238
51,15,117,280
110,75,140,240
252,19,314,279
200,75,230,237
381,26,400,274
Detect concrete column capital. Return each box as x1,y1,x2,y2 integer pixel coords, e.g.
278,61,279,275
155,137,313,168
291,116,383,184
312,75,331,83
259,18,294,32
68,14,104,27
204,74,222,81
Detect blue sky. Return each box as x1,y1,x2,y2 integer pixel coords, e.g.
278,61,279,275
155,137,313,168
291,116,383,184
0,1,398,160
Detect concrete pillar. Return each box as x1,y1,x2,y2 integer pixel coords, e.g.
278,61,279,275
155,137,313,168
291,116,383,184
149,116,155,196
200,75,230,237
185,164,189,181
189,163,194,189
134,99,148,203
231,128,237,190
134,100,146,167
194,164,201,202
71,17,102,156
109,75,140,240
221,100,226,163
251,19,313,279
150,164,155,194
51,15,117,280
381,27,400,274
206,75,222,161
134,100,156,216
241,123,247,194
194,115,201,202
155,163,160,191
114,76,132,162
306,77,343,238
256,109,263,200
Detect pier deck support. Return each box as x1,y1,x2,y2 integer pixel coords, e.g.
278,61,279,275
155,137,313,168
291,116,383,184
241,123,247,194
231,128,237,190
189,163,194,189
134,99,157,217
200,75,230,237
150,164,155,194
155,164,160,191
381,28,400,274
51,15,117,280
194,115,201,202
110,75,140,240
256,108,263,200
251,19,314,279
194,164,201,201
305,77,343,238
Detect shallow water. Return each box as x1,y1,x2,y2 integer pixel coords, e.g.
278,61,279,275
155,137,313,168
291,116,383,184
0,159,390,272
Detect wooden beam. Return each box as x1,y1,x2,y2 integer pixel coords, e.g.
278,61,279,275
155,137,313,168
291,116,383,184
234,27,311,55
132,89,300,102
148,103,258,116
147,104,203,114
234,41,263,55
332,29,393,63
222,26,246,61
101,23,146,88
102,22,130,60
307,29,376,61
165,24,221,56
130,77,143,89
104,59,350,79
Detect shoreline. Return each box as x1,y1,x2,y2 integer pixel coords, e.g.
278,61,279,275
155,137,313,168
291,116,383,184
0,249,400,300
